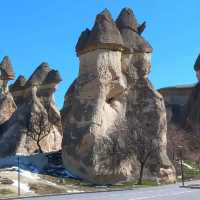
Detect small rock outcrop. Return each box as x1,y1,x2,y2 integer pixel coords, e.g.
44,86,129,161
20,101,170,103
61,8,175,184
0,56,16,125
0,62,62,157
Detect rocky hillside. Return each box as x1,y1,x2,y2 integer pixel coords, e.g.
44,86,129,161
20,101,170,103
61,8,175,184
0,58,62,157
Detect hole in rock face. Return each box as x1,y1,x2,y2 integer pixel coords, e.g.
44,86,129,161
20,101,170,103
146,123,150,127
106,97,115,104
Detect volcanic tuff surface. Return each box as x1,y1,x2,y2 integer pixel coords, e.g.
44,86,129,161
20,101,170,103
61,8,176,184
159,54,200,162
0,59,62,157
185,54,200,135
0,56,16,127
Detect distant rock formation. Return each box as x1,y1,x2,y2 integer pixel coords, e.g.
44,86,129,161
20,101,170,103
185,54,200,135
0,61,62,157
0,56,16,125
159,85,194,124
159,54,200,162
61,8,175,184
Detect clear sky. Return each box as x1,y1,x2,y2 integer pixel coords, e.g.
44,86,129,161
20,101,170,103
1,0,200,108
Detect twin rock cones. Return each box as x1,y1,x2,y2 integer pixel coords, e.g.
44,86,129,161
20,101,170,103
61,8,176,184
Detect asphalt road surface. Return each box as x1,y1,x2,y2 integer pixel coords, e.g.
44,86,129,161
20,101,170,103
15,181,200,200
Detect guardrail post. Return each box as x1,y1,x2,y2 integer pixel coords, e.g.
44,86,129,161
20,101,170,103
177,145,185,187
18,156,20,196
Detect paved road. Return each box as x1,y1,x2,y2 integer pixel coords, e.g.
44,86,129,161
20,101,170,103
15,181,200,200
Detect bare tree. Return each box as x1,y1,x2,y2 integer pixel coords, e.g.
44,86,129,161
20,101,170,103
132,128,159,185
25,104,52,153
112,122,160,184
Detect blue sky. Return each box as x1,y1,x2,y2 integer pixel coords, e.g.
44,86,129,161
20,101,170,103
0,0,200,108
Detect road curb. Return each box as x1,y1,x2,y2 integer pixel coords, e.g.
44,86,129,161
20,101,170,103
0,187,143,200
0,183,170,200
179,184,200,189
1,181,198,200
188,184,200,189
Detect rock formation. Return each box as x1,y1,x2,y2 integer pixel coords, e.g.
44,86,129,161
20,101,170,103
10,75,27,106
0,62,62,157
159,54,200,162
159,85,194,124
61,8,176,184
185,54,200,135
0,56,16,125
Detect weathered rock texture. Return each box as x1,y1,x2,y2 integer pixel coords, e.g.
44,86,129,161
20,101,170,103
0,56,16,126
159,54,200,162
159,85,194,124
62,8,175,184
185,55,200,135
0,62,62,157
10,75,27,106
159,85,195,161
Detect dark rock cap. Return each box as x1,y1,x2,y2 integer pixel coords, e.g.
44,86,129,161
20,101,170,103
25,62,51,87
194,54,200,71
116,8,152,53
0,56,15,80
76,9,125,55
119,29,152,53
116,8,138,32
44,70,62,85
13,75,26,87
10,75,26,92
76,29,91,54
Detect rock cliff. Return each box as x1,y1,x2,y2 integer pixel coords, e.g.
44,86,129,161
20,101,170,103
0,61,62,157
159,54,200,162
61,8,175,184
185,54,200,135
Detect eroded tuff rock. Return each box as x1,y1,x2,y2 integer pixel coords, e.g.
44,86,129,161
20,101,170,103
10,75,27,106
76,9,125,55
62,8,175,184
0,63,62,157
185,54,200,136
0,56,16,125
159,55,200,163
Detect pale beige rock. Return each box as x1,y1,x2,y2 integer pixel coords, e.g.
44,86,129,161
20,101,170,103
0,93,16,125
0,56,16,131
62,8,176,184
0,63,62,157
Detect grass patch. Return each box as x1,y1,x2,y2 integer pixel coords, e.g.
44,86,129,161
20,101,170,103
111,180,158,189
139,179,158,186
29,182,66,195
0,188,15,195
38,174,158,190
38,174,91,187
180,160,200,180
37,174,159,192
184,160,199,170
59,178,94,187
